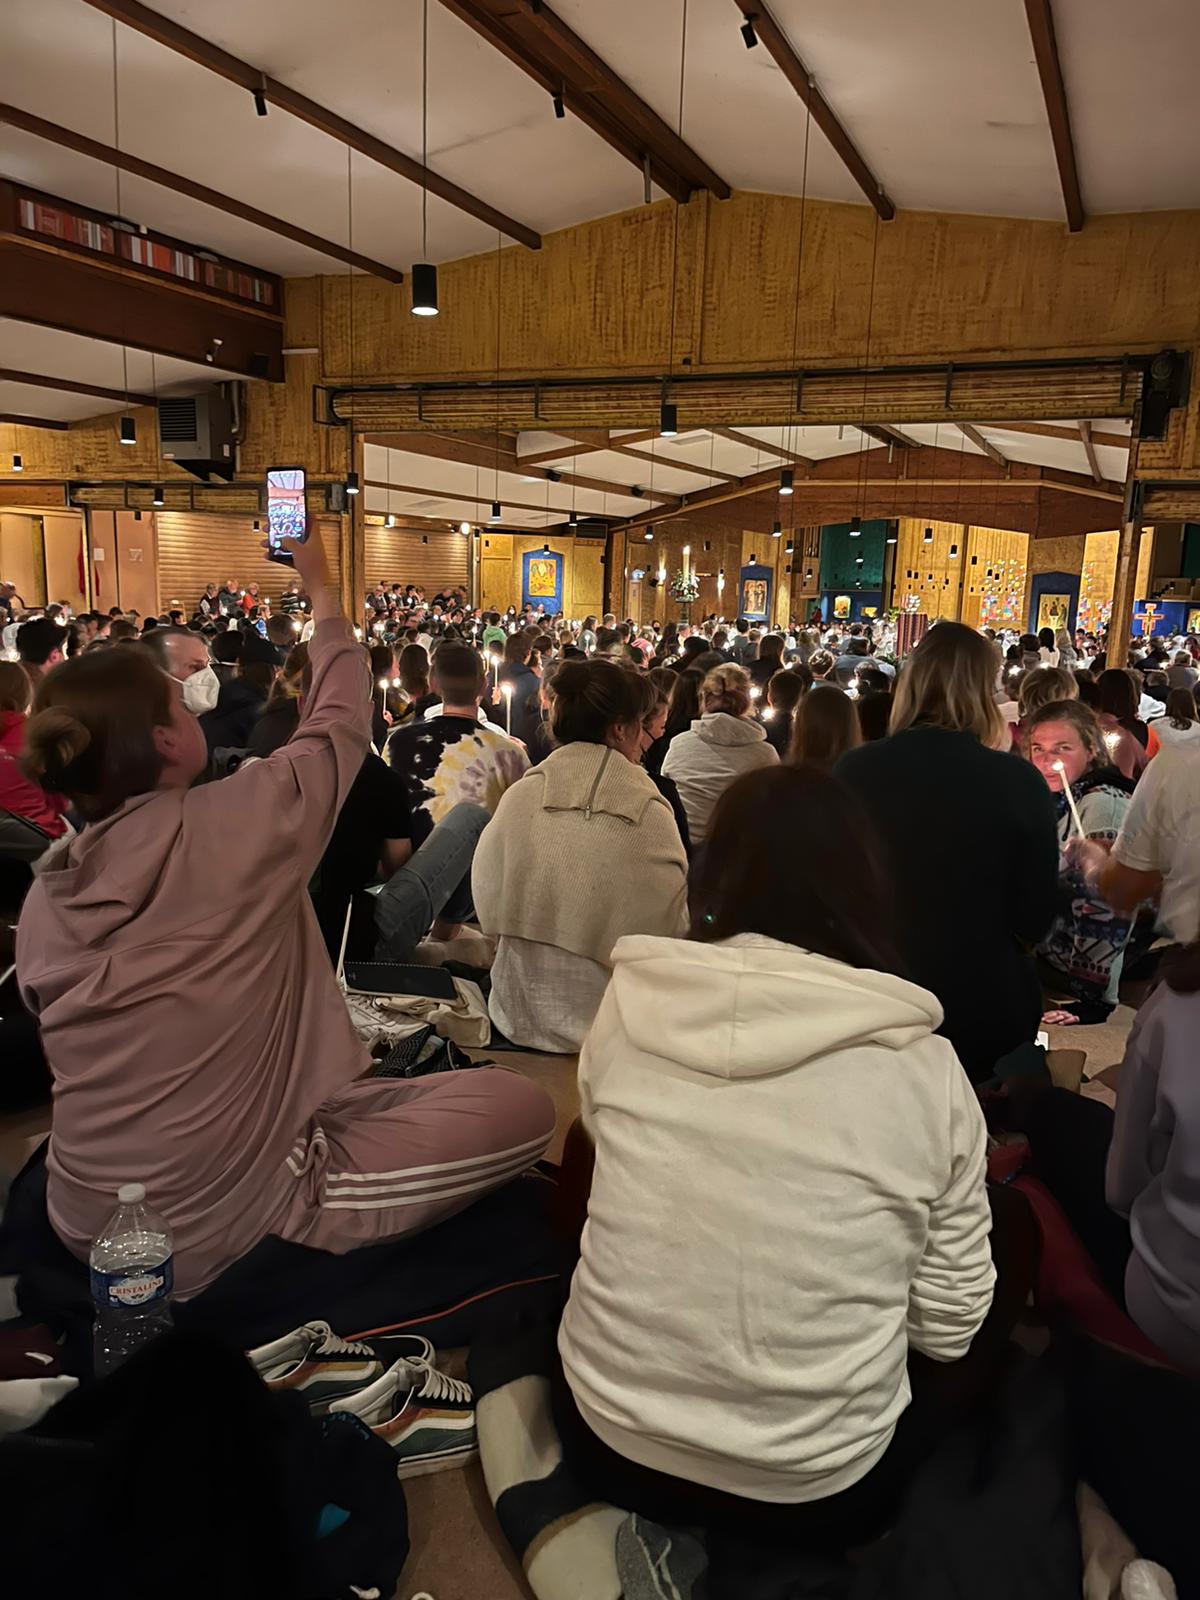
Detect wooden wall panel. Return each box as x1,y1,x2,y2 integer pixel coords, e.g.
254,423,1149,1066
155,512,341,615
0,513,45,605
961,526,1030,629
894,519,970,621
1078,530,1120,632
364,524,469,595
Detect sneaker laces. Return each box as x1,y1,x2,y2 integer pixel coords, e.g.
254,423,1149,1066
412,1361,472,1405
312,1329,378,1361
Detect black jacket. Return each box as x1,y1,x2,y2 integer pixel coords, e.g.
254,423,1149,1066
837,727,1059,1080
496,662,542,748
200,679,267,753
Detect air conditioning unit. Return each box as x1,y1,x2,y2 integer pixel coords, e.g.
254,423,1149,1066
157,386,237,481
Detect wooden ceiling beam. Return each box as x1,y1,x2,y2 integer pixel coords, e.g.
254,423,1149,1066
618,466,788,530
1077,420,1103,485
369,428,678,504
437,0,729,203
80,0,541,250
1,103,405,282
0,412,69,430
560,430,743,482
710,426,814,467
958,423,1007,467
978,420,1129,450
1022,0,1085,231
0,366,157,407
729,1,894,220
857,423,918,450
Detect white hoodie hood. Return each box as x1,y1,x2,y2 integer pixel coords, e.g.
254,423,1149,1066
692,711,767,748
608,932,943,1079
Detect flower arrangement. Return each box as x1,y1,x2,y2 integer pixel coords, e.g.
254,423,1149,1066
669,569,701,604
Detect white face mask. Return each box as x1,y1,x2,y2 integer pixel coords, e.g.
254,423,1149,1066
180,664,220,715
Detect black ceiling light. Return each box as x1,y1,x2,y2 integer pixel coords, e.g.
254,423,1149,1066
855,555,864,566
421,534,428,544
543,542,550,553
552,90,565,119
785,540,794,554
386,513,396,528
740,16,759,48
346,471,360,496
779,467,794,495
11,453,22,472
771,519,782,537
568,509,578,529
949,543,959,558
923,525,933,544
152,485,164,507
253,87,268,117
660,401,678,438
644,527,654,541
411,261,438,318
849,516,861,536
411,0,439,318
749,552,758,565
119,415,136,445
489,500,501,523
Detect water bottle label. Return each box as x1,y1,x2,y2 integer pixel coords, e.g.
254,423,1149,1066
91,1259,173,1309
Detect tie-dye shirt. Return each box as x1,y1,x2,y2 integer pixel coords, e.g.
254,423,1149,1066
384,712,529,846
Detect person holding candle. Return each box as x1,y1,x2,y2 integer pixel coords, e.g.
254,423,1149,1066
496,634,542,748
1094,669,1150,780
789,682,860,772
472,659,688,1052
837,622,1059,1081
1023,699,1136,1025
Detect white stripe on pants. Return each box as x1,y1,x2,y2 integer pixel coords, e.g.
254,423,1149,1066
272,1065,555,1254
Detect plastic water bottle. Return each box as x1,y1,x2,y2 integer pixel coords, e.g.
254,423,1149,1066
90,1183,174,1377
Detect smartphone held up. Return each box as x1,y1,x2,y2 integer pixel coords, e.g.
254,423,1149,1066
265,467,309,564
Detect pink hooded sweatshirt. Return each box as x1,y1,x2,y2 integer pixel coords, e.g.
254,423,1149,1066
17,618,372,1296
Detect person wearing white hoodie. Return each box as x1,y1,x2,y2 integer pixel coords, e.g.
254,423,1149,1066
661,662,777,842
558,764,996,1541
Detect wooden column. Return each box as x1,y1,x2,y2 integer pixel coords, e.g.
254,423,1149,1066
950,523,969,620
1108,518,1143,667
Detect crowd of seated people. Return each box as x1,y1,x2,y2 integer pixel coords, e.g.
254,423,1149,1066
4,552,1200,1583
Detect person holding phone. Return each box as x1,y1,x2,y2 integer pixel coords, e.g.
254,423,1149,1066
16,533,554,1301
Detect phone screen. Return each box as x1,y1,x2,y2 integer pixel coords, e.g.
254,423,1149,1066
266,467,308,561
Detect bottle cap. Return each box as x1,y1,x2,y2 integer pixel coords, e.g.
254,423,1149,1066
117,1183,146,1203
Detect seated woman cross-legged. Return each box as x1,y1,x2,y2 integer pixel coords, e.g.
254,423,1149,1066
557,764,997,1545
472,658,688,1053
15,533,554,1302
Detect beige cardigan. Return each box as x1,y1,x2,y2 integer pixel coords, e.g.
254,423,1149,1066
471,742,689,967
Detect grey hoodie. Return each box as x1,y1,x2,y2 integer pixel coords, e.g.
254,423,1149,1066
661,711,778,842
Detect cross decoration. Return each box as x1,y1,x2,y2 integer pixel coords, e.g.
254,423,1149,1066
1133,602,1162,635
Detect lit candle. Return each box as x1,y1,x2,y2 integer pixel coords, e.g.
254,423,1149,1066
750,685,761,701
1103,730,1121,759
490,653,500,691
1054,761,1086,838
501,680,513,734
377,677,389,713
762,706,775,721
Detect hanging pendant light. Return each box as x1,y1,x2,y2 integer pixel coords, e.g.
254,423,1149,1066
411,262,438,317
385,513,396,528
11,454,22,472
568,510,578,529
923,526,933,544
849,516,861,536
740,17,759,47
659,401,678,438
886,530,897,545
411,0,440,318
119,416,136,445
489,500,501,523
644,527,654,541
152,485,164,507
779,468,794,495
771,519,782,538
346,471,360,496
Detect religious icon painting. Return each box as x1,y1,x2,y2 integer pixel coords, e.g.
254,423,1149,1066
833,593,851,620
527,558,558,598
1036,593,1071,633
1188,608,1200,634
742,578,768,618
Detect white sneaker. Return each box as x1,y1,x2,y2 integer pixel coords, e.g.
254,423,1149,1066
329,1356,477,1478
247,1319,434,1413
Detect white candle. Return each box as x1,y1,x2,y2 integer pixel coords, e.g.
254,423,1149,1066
377,677,389,712
490,653,500,691
1103,730,1121,759
1054,762,1086,838
501,680,513,733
